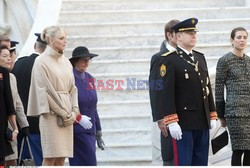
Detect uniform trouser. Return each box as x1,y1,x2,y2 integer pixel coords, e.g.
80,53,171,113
17,134,43,166
161,131,174,166
173,130,209,166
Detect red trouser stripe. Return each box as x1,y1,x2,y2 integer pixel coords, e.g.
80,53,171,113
172,139,178,166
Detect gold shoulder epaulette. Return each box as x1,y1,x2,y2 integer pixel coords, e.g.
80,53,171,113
193,49,204,55
161,50,176,57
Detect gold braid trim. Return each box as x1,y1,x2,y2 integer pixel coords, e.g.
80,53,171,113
164,114,179,125
210,111,218,120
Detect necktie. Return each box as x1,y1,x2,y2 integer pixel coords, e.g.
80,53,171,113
189,53,194,61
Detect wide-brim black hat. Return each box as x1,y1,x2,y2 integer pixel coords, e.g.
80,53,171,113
70,46,98,62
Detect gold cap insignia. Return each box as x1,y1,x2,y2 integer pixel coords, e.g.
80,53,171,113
191,19,195,24
160,64,166,77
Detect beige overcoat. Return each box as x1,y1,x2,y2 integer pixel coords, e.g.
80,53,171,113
27,46,78,158
6,73,29,160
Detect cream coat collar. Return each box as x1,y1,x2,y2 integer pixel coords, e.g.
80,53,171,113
44,45,64,60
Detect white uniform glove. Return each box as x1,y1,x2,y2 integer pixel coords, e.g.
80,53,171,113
168,122,182,140
78,115,93,129
210,120,217,130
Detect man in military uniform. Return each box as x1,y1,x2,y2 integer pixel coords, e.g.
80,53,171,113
158,18,218,165
149,19,180,166
12,33,46,166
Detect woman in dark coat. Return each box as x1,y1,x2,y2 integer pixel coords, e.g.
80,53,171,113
69,46,105,166
0,45,19,165
215,27,250,166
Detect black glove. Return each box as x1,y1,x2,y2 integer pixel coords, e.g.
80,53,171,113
21,127,30,137
96,130,105,150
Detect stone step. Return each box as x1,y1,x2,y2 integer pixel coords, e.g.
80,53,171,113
208,148,232,165
97,89,149,101
66,31,244,49
61,18,250,36
97,100,151,116
87,57,219,74
97,156,152,166
99,114,151,129
90,72,148,82
101,128,151,144
88,63,218,81
96,143,152,163
60,7,250,23
64,43,250,60
61,0,245,11
66,157,152,166
88,59,150,74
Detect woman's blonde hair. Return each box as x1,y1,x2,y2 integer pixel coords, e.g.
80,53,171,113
40,26,65,44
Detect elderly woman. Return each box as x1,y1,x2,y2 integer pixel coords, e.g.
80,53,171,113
215,27,250,166
0,41,29,166
0,45,18,166
27,26,82,166
68,46,104,166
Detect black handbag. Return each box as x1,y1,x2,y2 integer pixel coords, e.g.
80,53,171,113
5,128,13,141
18,137,36,166
211,127,229,155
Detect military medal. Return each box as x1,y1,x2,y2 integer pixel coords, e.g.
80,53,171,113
179,54,199,73
206,86,210,96
195,62,199,72
160,64,166,77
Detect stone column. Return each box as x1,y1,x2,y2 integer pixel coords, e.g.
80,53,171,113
151,122,162,165
246,0,250,6
0,0,10,35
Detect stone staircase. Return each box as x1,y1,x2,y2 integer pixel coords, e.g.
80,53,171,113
58,0,250,165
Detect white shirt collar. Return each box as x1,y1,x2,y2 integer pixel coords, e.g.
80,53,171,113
33,51,40,55
178,45,193,55
165,42,176,52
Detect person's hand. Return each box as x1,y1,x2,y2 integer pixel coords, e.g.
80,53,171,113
168,122,182,140
21,127,30,137
157,120,168,137
12,130,18,141
210,120,217,130
96,130,105,150
220,118,227,127
78,115,93,129
63,112,77,127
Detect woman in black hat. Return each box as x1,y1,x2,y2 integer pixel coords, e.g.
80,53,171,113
69,46,104,166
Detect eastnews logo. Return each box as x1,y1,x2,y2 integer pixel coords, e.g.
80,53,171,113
86,78,163,90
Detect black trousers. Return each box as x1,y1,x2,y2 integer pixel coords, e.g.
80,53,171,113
232,150,250,166
161,131,174,166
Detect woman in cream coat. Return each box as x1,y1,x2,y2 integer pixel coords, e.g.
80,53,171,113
27,26,81,166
